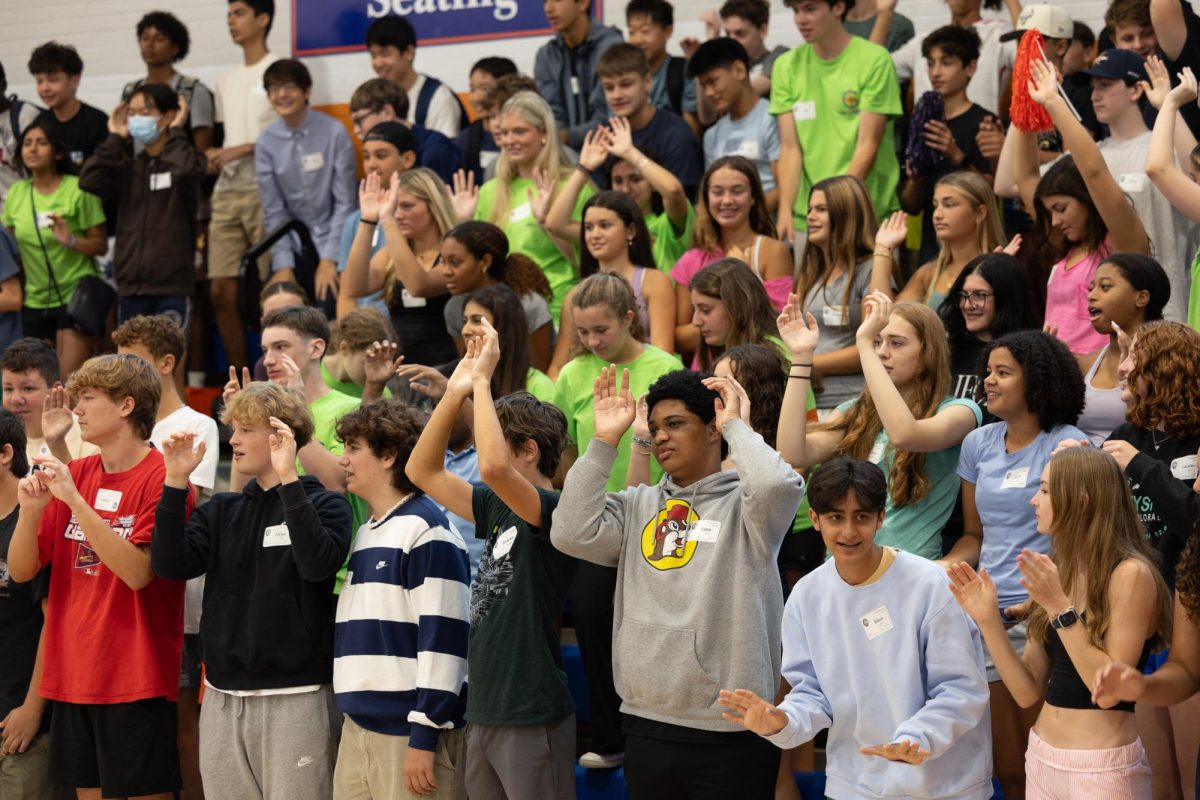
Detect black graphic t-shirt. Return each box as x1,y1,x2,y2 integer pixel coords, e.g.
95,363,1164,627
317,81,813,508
1108,423,1200,589
466,486,577,725
0,506,51,727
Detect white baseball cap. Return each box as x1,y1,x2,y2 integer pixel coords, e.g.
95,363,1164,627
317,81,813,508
999,4,1074,42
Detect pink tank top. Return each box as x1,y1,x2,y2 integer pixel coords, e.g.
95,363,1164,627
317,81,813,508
670,240,790,310
1044,240,1110,354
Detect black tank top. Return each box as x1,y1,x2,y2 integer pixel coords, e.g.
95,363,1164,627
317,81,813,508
1044,613,1153,713
386,258,457,367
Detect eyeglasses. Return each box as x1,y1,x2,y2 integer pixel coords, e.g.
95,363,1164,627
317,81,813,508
956,290,994,307
351,110,376,129
267,82,302,96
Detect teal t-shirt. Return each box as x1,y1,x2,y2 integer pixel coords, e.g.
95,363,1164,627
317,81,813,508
526,368,556,403
835,396,982,559
768,38,902,231
309,389,369,592
1,176,105,308
475,176,596,326
553,345,683,492
647,203,695,278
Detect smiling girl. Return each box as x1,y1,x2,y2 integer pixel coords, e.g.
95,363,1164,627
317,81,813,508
460,283,556,402
778,293,981,559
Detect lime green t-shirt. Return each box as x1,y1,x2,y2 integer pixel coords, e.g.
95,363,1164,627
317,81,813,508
525,367,557,404
553,345,683,492
768,38,902,231
475,176,597,325
319,360,391,400
309,389,369,593
647,203,695,278
1,176,105,309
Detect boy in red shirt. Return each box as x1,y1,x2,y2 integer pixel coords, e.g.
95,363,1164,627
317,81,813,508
6,353,190,800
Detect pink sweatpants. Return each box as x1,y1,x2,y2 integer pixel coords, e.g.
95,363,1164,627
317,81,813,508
1025,730,1152,799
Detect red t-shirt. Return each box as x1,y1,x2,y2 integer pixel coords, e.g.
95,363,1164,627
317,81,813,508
36,449,189,704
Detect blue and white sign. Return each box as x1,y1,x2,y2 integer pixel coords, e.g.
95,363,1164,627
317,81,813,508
293,0,603,56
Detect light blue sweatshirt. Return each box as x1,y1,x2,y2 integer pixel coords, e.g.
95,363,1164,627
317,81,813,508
766,550,993,799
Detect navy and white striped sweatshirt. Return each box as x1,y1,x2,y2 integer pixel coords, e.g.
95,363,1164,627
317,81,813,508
333,494,470,751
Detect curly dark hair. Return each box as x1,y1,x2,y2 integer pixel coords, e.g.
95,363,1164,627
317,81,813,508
28,42,83,77
714,344,785,448
646,369,717,424
336,399,424,494
1178,531,1200,624
137,11,191,62
981,331,1085,430
1126,321,1200,438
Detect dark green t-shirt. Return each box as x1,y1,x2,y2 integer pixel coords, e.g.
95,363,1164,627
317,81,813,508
466,486,578,726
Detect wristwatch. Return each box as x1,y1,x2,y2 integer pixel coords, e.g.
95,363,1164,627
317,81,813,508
1050,606,1080,630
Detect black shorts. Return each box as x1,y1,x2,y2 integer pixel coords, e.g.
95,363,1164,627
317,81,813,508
48,697,181,797
20,305,69,342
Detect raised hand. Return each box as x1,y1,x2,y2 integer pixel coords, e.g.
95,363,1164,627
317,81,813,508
860,741,931,765
946,562,1000,625
274,353,306,391
267,416,299,481
1092,662,1145,708
450,169,479,222
527,167,556,225
358,171,386,222
445,338,480,399
471,318,502,383
700,8,721,38
702,375,749,429
223,365,253,406
161,431,206,485
382,170,402,221
592,365,636,447
362,340,400,387
606,115,637,161
30,455,81,506
578,127,611,172
41,383,73,445
108,102,130,138
1167,66,1200,109
170,94,189,129
777,293,820,359
717,689,787,736
1112,321,1132,360
875,211,909,252
996,233,1022,256
1142,55,1174,110
856,291,892,344
1027,59,1061,108
1016,549,1070,615
396,363,450,401
632,393,651,441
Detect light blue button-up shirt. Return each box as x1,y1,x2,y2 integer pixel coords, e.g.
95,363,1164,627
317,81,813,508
255,109,357,271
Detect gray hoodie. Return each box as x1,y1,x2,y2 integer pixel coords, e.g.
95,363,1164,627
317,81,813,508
533,21,624,149
551,419,804,731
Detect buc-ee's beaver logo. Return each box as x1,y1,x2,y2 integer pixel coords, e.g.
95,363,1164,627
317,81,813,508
640,500,698,570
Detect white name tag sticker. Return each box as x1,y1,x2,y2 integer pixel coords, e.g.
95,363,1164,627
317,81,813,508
36,211,55,229
1118,173,1147,193
1171,454,1198,481
1001,467,1030,489
868,438,886,464
861,605,894,640
400,287,427,308
301,152,325,172
570,76,580,96
734,140,761,160
822,305,848,327
263,523,292,547
509,202,532,224
492,526,518,559
95,488,123,513
687,519,721,543
792,100,816,121
149,172,172,191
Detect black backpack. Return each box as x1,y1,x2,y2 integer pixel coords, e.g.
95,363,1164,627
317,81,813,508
415,75,471,133
666,56,687,116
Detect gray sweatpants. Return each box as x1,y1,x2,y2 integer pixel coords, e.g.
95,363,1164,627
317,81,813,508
464,714,577,800
200,685,341,800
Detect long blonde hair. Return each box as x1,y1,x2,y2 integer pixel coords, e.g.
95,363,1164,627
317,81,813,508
795,175,878,324
384,167,456,305
927,172,1006,304
486,91,572,227
1027,447,1172,651
820,303,949,506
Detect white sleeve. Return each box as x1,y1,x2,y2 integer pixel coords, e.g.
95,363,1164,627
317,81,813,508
423,86,463,139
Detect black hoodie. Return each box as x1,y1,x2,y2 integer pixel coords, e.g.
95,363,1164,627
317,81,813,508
152,477,352,690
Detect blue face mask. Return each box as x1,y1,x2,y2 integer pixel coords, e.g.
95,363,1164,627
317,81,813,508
128,115,161,146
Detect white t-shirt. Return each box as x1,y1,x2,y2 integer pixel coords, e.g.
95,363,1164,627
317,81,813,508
892,17,1013,121
26,420,99,467
214,53,281,192
407,73,463,139
151,404,220,635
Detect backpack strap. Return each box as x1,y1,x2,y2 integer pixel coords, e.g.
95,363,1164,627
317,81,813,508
9,97,23,143
416,75,472,131
667,57,686,115
467,119,484,169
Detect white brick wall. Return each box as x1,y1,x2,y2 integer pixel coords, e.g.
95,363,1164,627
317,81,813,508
2,0,1114,110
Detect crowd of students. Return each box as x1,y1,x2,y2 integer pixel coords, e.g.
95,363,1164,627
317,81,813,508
2,0,1200,798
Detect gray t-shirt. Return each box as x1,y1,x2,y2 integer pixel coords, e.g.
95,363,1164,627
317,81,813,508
703,98,781,192
443,290,554,341
803,257,873,409
751,45,790,82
